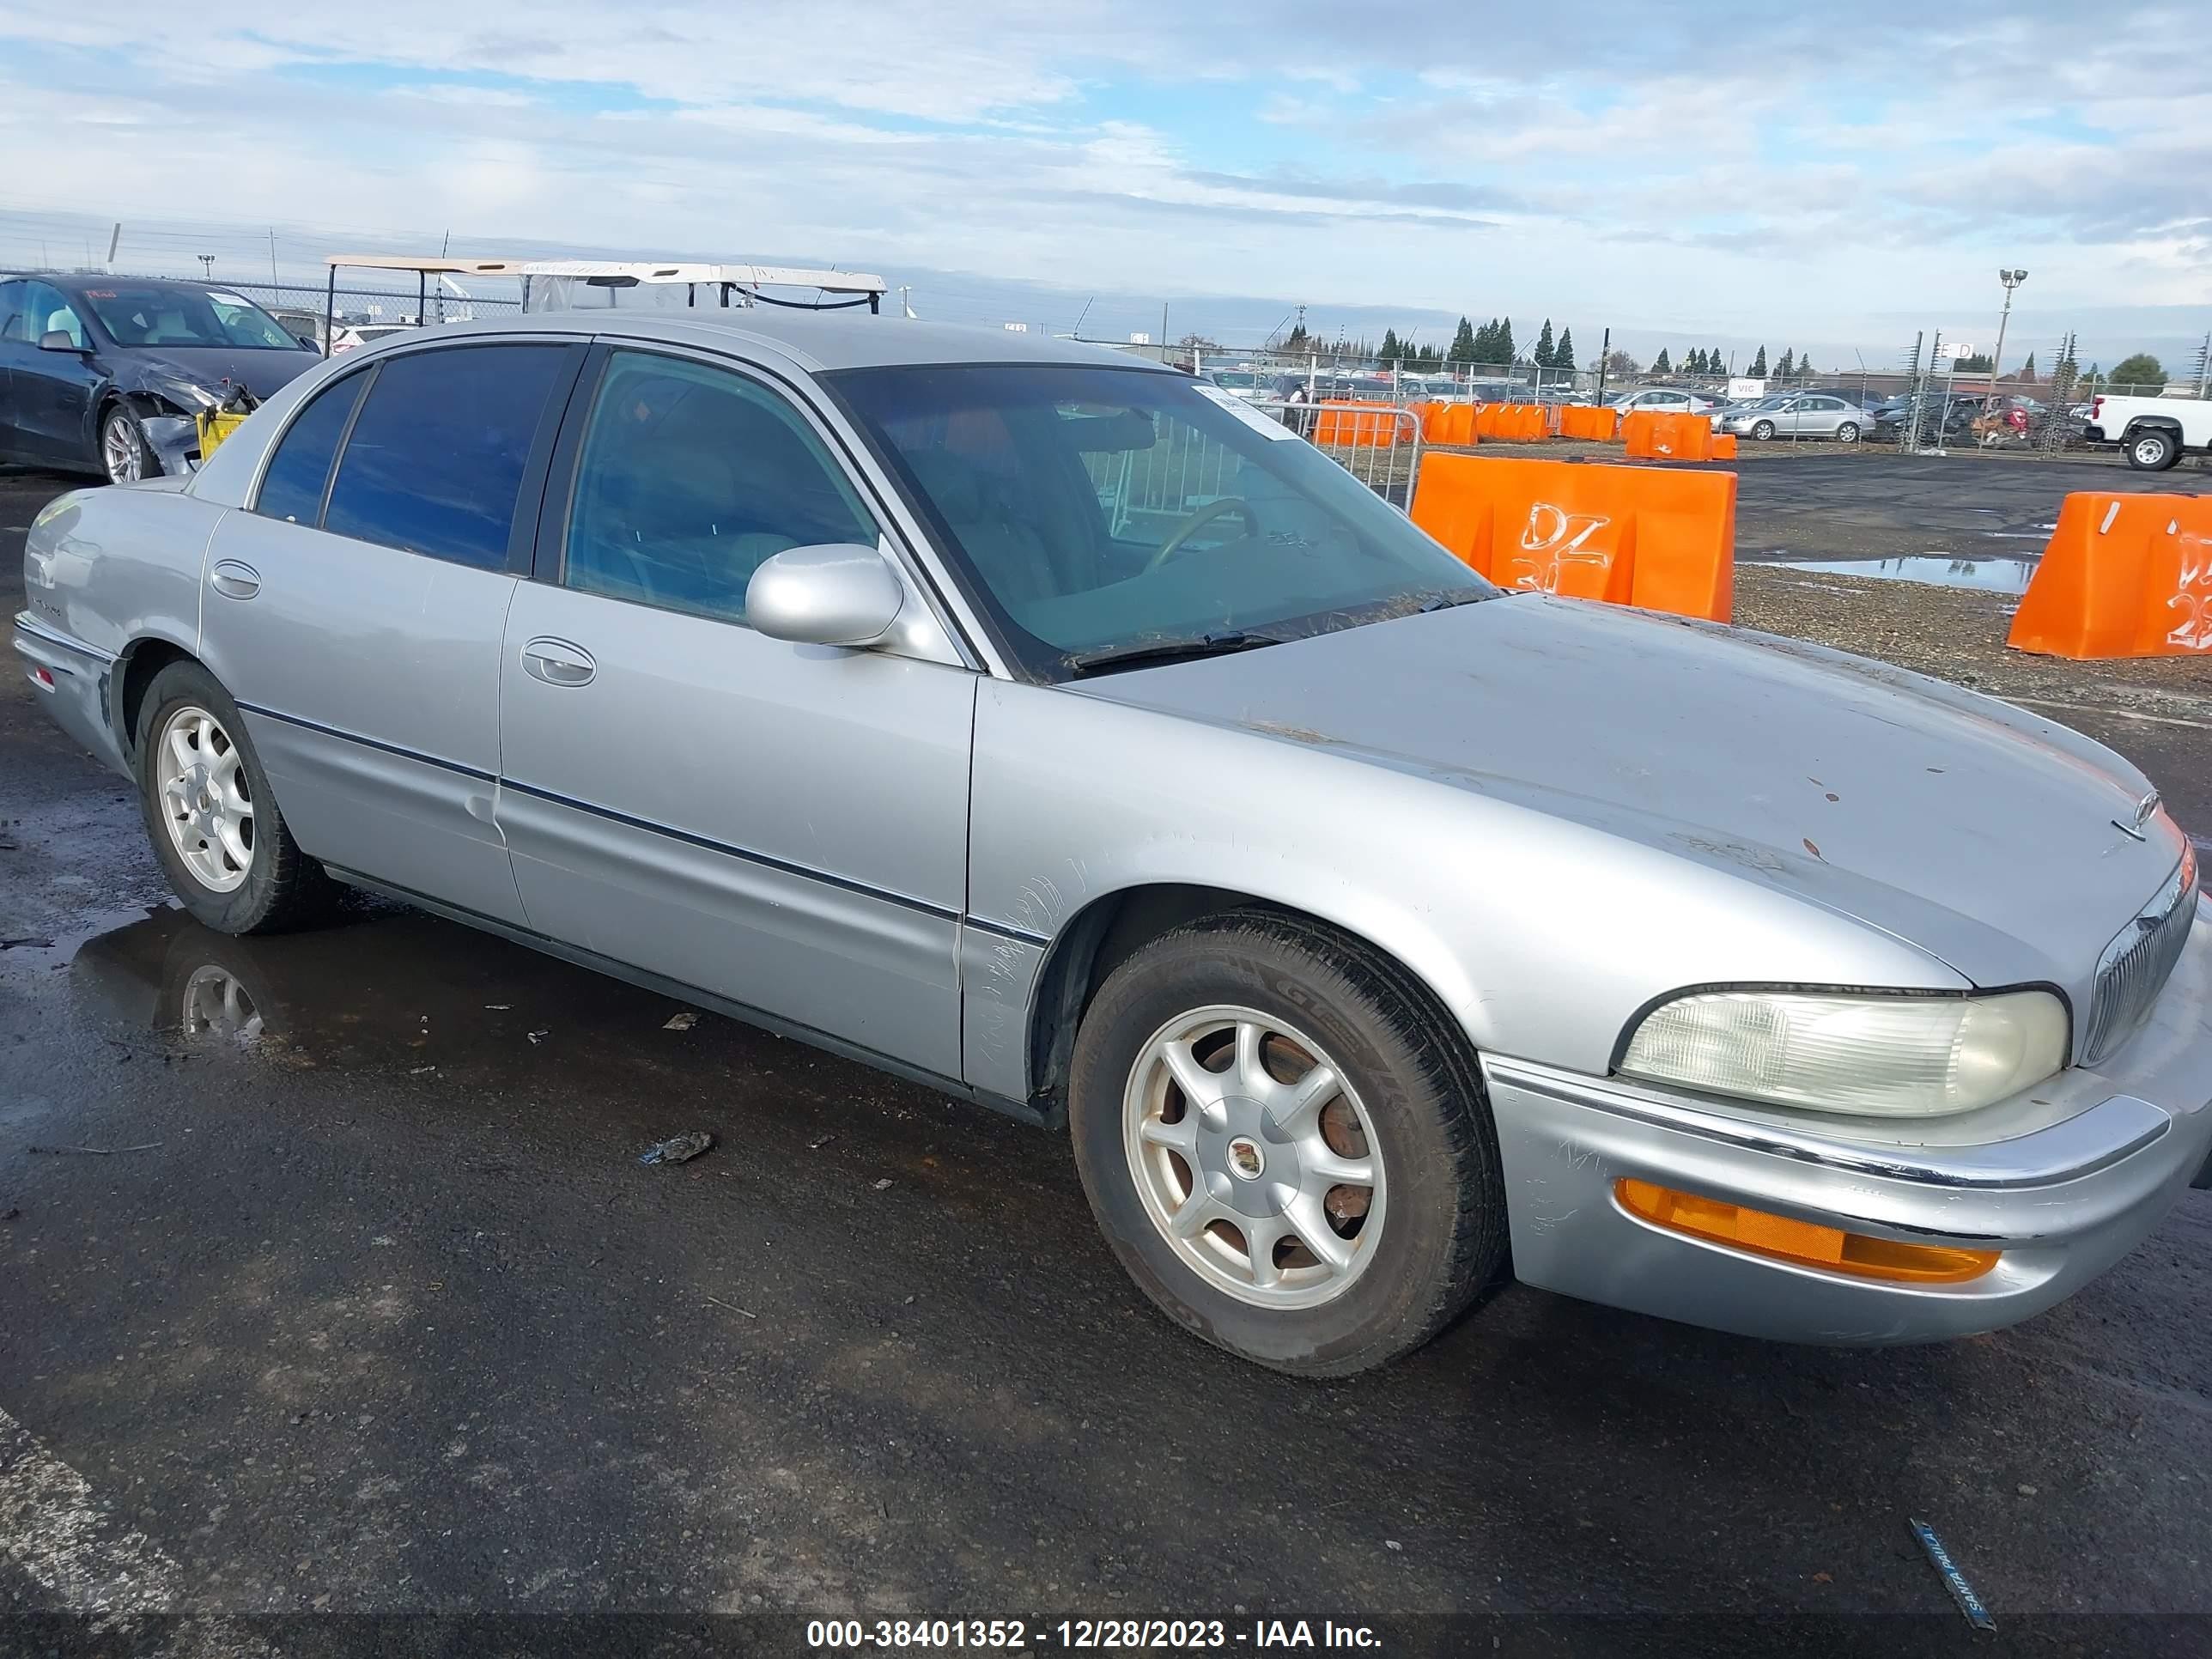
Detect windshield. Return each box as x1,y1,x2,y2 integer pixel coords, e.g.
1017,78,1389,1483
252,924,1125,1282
78,285,303,350
826,362,1494,678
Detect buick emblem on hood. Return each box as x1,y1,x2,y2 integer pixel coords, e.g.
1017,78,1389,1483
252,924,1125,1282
2112,789,2161,842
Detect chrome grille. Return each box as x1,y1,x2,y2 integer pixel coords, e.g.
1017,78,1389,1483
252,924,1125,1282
2081,849,2198,1064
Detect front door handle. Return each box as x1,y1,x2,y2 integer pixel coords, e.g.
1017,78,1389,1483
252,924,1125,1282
520,637,595,687
210,559,260,600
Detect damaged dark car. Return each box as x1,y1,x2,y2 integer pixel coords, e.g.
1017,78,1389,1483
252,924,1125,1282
0,273,319,483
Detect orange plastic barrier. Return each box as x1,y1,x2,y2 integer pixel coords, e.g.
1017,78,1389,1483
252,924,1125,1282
1437,403,1476,446
2008,492,2212,659
1310,400,1401,447
1622,410,1716,461
1711,434,1737,459
1409,453,1735,621
1559,405,1620,441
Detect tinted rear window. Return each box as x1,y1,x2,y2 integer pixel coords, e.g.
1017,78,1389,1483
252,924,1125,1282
324,344,568,569
254,374,368,526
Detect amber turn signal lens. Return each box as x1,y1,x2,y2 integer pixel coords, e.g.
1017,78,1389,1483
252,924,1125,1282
1615,1179,1999,1285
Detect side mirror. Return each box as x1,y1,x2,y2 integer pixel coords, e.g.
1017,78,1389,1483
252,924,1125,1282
39,330,83,352
746,543,905,647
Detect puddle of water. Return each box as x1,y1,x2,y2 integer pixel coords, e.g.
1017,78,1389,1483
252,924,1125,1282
1778,556,2038,595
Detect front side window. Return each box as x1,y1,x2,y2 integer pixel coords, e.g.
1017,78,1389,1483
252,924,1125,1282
76,285,301,350
324,343,569,570
0,282,21,343
828,362,1492,678
19,283,82,349
562,350,877,625
254,372,369,526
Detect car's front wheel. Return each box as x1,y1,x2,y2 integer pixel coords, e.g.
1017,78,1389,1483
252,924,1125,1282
1068,913,1507,1376
1751,419,1776,441
135,661,336,934
100,407,157,485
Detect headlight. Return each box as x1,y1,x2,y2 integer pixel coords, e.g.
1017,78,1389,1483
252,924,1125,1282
1619,988,2067,1117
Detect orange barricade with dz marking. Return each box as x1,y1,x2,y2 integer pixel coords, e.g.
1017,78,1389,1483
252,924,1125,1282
1410,453,1735,622
2008,492,2212,659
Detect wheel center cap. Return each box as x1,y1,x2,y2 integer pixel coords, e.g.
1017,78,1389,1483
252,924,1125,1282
1225,1137,1264,1180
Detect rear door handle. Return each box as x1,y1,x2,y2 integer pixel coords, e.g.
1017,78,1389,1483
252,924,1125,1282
520,637,595,687
210,559,260,600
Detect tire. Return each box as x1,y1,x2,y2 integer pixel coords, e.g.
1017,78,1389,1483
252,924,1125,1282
1751,420,1776,441
100,405,157,485
134,660,337,934
1067,911,1507,1376
2125,428,2179,471
1835,422,1860,443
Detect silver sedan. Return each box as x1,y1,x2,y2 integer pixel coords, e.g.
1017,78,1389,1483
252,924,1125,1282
1721,392,1870,441
16,313,2210,1375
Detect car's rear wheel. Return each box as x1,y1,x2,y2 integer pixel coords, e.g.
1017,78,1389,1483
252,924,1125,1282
1751,419,1776,441
1068,912,1507,1376
100,407,156,484
135,661,336,934
1835,421,1860,443
2126,428,2179,471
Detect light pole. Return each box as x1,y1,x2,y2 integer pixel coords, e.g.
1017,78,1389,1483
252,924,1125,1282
198,254,215,280
1990,268,2027,389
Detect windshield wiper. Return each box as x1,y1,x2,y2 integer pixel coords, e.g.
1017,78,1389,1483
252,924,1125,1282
1416,590,1490,613
1063,631,1285,678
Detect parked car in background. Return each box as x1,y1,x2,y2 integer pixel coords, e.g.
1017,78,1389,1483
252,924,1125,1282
1606,386,1723,417
1873,392,1983,443
1721,392,1869,442
331,322,418,355
2082,392,2212,471
18,313,2210,1376
0,273,320,481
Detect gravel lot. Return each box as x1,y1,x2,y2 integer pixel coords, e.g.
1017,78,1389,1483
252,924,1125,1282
3,454,2209,1657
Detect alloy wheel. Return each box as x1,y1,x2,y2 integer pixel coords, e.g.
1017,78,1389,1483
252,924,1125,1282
102,413,147,484
1122,1004,1386,1310
155,705,254,893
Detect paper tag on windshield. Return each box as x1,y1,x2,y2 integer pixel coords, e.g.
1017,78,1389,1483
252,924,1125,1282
206,292,252,307
1192,381,1299,440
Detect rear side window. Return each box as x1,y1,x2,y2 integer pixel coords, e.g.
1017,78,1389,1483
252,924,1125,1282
324,344,568,570
254,374,368,526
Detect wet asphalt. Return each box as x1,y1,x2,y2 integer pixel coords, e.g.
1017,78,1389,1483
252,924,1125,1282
3,459,2209,1657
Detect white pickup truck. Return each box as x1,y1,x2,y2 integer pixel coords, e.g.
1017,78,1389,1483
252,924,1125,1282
2082,392,2212,470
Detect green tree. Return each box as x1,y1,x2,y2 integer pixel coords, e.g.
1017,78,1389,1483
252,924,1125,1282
1954,352,1992,373
1797,353,1815,378
1534,318,1555,368
1283,322,1310,351
2017,351,2036,382
1775,348,1795,380
1652,347,1672,374
2109,352,2166,390
1449,316,1477,363
1710,346,1726,374
1686,347,1705,374
1378,327,1403,362
1497,317,1516,364
1556,325,1575,372
1749,345,1768,376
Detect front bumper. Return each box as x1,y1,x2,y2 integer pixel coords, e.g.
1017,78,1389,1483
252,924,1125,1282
1484,904,2212,1343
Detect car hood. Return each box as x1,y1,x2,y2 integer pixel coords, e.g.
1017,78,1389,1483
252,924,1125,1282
119,346,319,402
1071,596,2185,990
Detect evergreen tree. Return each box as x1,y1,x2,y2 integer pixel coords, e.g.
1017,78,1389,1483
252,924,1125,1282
2019,352,2037,383
1534,319,1555,368
1652,347,1672,374
1556,326,1575,372
1378,327,1402,362
1710,346,1727,374
1497,318,1516,364
1283,323,1310,351
1797,353,1814,378
1684,347,1701,374
1775,348,1794,380
1449,316,1477,364
1749,345,1768,376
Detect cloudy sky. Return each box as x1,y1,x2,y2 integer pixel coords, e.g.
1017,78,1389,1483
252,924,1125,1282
2,2,2208,363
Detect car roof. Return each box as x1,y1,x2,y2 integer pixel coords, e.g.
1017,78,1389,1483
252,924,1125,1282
356,308,1178,376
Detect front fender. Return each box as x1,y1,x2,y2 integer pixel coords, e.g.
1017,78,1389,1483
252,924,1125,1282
963,679,1955,1102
